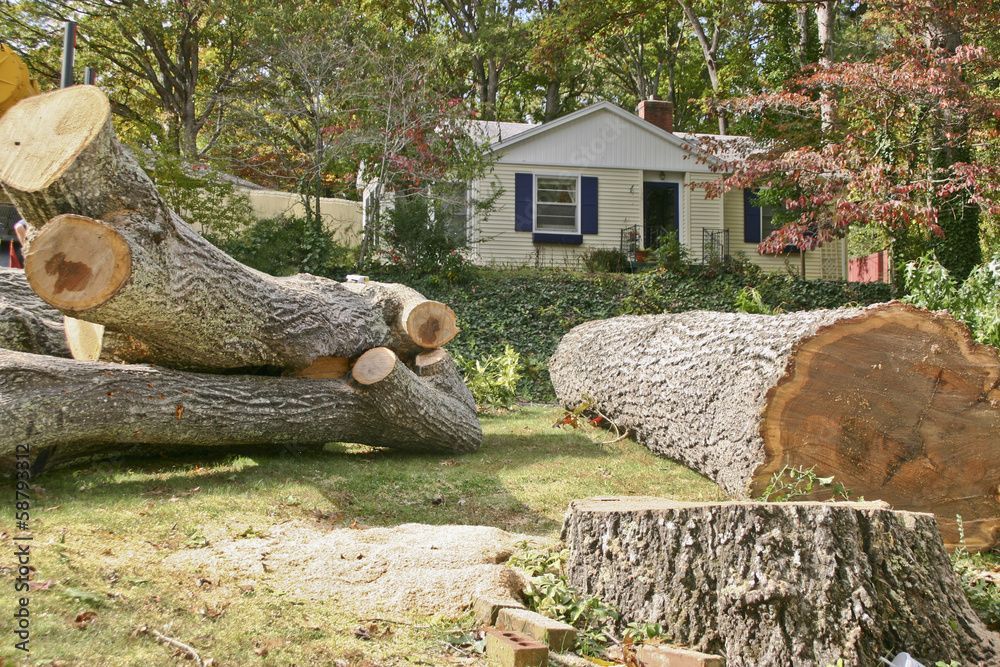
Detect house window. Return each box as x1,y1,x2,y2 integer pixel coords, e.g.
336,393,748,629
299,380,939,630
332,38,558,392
535,175,579,233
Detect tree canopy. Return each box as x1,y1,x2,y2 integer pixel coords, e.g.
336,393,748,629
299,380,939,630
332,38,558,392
1,0,997,268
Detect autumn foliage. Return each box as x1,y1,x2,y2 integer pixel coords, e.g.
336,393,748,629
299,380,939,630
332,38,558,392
699,0,999,274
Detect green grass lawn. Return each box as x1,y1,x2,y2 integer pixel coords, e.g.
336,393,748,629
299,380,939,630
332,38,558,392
0,406,723,666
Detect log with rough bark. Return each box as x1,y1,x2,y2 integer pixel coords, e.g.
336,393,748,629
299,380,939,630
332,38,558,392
0,86,457,372
0,346,482,467
0,267,69,357
562,497,1000,667
549,303,1000,551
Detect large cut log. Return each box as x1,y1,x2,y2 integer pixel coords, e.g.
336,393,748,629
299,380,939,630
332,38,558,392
0,347,482,467
549,303,1000,551
0,86,457,371
562,497,1000,667
0,267,69,356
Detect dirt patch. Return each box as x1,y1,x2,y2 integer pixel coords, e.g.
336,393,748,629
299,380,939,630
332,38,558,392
164,521,547,617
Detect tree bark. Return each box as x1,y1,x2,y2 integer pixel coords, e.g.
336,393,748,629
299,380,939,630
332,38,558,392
0,346,482,468
549,303,1000,551
816,0,836,132
676,0,727,135
0,86,457,372
562,497,1000,666
0,268,69,357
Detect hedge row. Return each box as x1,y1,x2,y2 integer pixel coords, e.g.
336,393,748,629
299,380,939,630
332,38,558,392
366,266,893,401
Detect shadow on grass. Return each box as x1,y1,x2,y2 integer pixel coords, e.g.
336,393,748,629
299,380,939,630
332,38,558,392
24,412,622,535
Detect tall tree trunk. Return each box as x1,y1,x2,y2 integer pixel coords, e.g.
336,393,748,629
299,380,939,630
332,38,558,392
543,78,560,121
796,5,811,68
925,13,981,278
816,0,835,132
676,0,727,134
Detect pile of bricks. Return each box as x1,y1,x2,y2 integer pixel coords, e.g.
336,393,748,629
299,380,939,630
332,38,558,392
473,595,726,667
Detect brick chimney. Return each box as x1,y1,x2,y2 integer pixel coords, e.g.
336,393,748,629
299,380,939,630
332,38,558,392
636,99,674,133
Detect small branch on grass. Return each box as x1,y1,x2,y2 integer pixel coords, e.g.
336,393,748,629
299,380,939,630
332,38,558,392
138,626,204,667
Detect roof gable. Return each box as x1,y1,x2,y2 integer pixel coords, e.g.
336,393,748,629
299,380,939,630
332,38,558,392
490,102,720,173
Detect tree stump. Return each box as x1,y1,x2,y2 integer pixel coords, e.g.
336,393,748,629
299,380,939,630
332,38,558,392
549,304,1000,550
562,497,1000,666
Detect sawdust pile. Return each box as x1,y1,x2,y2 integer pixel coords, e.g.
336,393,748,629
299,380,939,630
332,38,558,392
164,521,545,617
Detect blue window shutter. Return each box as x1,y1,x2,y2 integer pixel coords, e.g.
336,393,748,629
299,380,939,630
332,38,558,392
514,173,533,232
743,189,761,243
580,176,598,234
532,233,583,245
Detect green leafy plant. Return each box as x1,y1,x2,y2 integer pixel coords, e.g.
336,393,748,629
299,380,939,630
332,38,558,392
216,215,355,277
758,465,851,502
148,152,257,245
904,254,1000,348
734,286,781,315
509,543,621,656
583,248,628,273
652,236,692,273
454,345,522,411
623,621,665,644
380,195,472,283
951,517,1000,631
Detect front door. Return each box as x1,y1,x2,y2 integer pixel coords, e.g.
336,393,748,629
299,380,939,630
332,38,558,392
643,182,680,250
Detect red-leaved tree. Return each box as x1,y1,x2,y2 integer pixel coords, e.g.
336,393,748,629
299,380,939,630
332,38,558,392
697,0,999,278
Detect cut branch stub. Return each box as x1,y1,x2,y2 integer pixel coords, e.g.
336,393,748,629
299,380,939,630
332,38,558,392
352,347,399,385
25,214,131,311
405,300,458,349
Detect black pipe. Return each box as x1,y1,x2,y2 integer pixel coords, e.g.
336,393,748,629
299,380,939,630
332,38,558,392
60,21,76,88
84,66,95,85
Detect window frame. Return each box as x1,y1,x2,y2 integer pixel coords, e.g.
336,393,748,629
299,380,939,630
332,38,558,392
533,173,581,235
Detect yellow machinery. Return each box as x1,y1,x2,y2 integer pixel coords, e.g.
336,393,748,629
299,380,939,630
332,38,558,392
0,43,39,117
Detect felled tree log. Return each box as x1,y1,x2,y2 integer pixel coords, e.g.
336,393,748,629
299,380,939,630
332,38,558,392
0,268,69,356
562,497,1000,667
549,303,1000,551
0,86,457,372
0,347,482,467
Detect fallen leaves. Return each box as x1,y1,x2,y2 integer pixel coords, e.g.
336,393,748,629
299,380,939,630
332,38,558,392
72,610,97,629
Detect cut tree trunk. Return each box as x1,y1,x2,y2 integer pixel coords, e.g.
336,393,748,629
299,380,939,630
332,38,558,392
0,347,482,468
548,303,1000,551
0,267,69,357
562,497,1000,667
0,86,457,372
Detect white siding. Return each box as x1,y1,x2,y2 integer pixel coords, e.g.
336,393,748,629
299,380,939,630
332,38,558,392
722,189,845,279
496,108,715,173
471,163,642,267
687,173,725,263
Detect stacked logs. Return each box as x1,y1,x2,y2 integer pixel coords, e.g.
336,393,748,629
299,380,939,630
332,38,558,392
0,85,481,467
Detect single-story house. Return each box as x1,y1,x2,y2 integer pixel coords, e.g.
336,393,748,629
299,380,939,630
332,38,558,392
451,100,847,279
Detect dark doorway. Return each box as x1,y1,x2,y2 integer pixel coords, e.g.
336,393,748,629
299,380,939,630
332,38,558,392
643,182,679,250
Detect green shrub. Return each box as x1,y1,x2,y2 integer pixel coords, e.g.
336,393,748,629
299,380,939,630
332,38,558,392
366,266,892,402
148,152,257,243
904,254,1000,348
582,248,628,273
379,196,471,283
454,345,522,410
509,543,620,656
217,215,356,277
